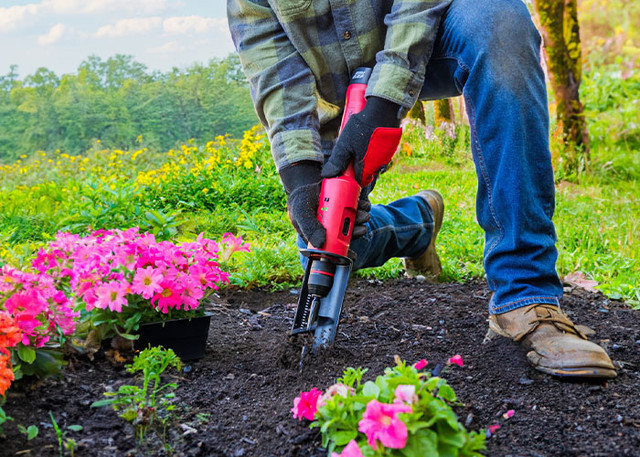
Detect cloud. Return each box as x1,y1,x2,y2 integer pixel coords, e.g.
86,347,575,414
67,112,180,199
0,0,174,33
38,23,67,45
148,41,184,54
162,16,227,35
96,17,163,38
0,3,41,32
44,0,172,14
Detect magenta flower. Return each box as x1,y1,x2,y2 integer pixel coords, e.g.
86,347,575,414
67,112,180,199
131,266,164,299
447,355,463,367
358,399,412,450
503,409,515,419
488,424,501,435
331,440,363,457
95,281,129,312
413,359,428,370
151,278,184,313
292,387,323,421
222,233,250,253
394,384,418,404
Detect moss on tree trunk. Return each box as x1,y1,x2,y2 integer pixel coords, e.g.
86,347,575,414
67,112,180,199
434,98,455,126
534,0,590,174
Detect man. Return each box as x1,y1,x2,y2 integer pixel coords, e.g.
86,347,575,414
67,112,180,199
227,0,616,378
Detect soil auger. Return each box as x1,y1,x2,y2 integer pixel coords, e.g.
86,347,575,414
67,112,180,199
290,68,402,362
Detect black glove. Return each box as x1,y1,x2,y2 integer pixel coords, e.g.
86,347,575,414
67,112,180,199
280,161,326,248
322,96,401,184
352,190,371,239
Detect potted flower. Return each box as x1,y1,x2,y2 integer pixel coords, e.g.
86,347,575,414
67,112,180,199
33,228,249,360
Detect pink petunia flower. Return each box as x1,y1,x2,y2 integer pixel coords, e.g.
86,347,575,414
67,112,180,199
131,266,164,299
503,409,515,419
358,399,412,450
394,384,418,404
323,383,353,400
291,387,323,421
447,355,463,367
331,440,363,457
179,277,204,310
413,359,428,370
151,278,184,313
94,281,129,312
488,424,501,435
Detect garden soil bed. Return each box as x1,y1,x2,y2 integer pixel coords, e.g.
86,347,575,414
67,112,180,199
3,278,640,457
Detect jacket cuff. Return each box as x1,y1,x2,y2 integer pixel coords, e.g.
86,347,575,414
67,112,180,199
366,62,424,116
269,128,324,172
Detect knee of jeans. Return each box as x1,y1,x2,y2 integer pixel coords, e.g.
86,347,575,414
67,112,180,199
463,0,542,91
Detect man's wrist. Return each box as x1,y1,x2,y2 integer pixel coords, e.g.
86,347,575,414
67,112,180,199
359,96,402,128
279,160,323,195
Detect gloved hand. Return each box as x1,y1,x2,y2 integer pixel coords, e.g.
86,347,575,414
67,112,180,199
352,191,371,239
322,96,401,184
280,161,326,248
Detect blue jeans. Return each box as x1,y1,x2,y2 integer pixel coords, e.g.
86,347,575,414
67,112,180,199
301,0,563,314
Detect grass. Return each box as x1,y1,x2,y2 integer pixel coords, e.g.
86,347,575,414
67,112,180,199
0,68,638,307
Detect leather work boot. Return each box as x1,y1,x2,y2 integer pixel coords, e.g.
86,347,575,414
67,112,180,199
487,304,617,378
403,190,444,279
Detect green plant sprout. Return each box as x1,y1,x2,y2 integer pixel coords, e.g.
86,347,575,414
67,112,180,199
91,346,182,442
49,412,82,457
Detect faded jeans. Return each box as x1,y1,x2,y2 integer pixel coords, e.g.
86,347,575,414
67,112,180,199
299,0,563,314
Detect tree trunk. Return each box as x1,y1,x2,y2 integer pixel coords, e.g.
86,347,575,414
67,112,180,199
534,0,590,174
433,98,455,126
407,100,426,124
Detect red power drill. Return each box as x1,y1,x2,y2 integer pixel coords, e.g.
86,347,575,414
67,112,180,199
291,67,402,350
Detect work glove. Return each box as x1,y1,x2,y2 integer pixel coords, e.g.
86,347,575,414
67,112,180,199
322,96,401,184
280,161,372,247
280,161,326,248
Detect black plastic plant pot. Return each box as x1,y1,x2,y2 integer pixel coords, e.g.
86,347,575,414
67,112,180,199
134,313,212,361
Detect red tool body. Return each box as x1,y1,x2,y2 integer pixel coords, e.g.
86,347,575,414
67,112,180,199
291,68,402,348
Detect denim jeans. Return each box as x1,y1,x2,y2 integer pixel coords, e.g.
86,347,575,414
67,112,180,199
301,0,564,314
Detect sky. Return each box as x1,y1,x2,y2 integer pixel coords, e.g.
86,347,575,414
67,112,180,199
0,0,235,78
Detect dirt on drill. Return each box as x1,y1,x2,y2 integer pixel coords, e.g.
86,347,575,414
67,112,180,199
2,278,640,457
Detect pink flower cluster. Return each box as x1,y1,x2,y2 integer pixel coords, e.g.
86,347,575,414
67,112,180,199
34,228,248,315
293,383,415,453
0,265,77,347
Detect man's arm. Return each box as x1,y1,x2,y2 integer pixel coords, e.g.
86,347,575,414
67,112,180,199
227,0,323,172
323,0,452,181
367,0,452,115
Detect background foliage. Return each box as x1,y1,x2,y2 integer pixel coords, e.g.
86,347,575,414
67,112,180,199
0,0,638,306
0,54,257,161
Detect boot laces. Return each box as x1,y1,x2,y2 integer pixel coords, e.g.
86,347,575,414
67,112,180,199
524,304,587,340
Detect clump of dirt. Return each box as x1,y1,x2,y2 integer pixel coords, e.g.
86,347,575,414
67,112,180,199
3,279,640,456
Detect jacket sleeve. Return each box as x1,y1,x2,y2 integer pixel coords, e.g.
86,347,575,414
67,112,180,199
366,0,453,115
227,0,323,172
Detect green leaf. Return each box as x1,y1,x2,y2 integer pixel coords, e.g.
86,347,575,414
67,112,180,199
437,421,466,447
438,384,457,402
17,346,36,364
26,425,39,440
67,425,83,432
401,429,438,457
90,399,115,408
330,430,358,446
362,381,380,398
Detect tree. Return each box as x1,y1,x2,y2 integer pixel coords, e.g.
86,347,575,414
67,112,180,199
533,0,590,175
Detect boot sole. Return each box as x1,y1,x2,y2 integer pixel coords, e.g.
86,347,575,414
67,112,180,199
533,364,617,379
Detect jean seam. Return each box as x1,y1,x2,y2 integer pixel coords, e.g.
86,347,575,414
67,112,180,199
461,75,504,259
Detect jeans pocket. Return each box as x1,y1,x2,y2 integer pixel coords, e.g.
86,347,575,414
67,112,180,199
271,0,311,18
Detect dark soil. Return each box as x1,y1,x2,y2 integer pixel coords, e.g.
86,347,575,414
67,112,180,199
2,279,640,457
